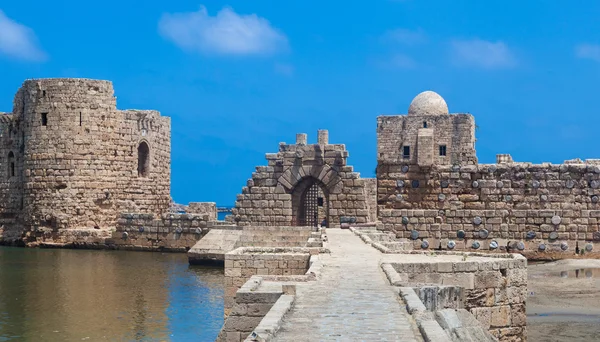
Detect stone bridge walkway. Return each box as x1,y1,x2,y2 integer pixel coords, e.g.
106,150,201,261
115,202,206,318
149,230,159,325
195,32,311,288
273,229,421,342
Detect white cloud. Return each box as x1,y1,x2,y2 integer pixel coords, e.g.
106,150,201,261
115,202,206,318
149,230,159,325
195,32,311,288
388,53,417,69
372,53,416,70
158,6,288,56
450,39,515,69
274,63,294,77
382,28,426,45
0,10,46,61
575,44,600,62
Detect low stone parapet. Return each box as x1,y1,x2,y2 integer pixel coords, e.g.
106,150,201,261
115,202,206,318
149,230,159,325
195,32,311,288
188,227,243,264
217,253,325,342
187,226,324,264
111,212,218,251
381,251,526,342
224,247,327,315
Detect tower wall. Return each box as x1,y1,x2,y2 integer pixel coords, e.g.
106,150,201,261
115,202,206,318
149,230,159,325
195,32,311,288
0,114,24,238
116,110,171,214
0,78,171,243
377,114,477,167
18,79,121,231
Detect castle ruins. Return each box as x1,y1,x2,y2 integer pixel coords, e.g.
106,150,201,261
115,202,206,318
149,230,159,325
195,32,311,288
0,78,216,248
229,90,600,258
1,79,570,341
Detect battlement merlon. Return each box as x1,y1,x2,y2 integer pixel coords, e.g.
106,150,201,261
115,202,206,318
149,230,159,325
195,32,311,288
122,109,171,133
275,130,345,153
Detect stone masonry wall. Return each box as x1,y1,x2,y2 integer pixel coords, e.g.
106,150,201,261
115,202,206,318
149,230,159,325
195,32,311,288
112,213,212,251
377,114,477,167
224,247,311,315
388,253,527,341
0,78,170,244
187,202,217,221
231,131,371,227
0,113,23,240
364,178,378,223
377,162,600,256
118,110,170,215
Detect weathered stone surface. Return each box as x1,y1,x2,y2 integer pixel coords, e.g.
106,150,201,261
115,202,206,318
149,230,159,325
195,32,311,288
228,131,374,228
376,91,600,257
0,78,175,246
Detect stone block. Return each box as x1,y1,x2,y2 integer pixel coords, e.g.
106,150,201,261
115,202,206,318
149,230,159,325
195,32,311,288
246,303,275,317
506,286,527,305
441,273,474,290
474,271,504,289
506,268,527,287
437,262,454,273
222,316,263,332
225,268,242,277
465,288,494,308
511,304,527,327
471,307,491,330
225,332,241,342
490,305,511,328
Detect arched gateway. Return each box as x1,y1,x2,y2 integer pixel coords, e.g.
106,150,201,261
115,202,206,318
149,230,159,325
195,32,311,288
230,130,376,227
291,177,329,227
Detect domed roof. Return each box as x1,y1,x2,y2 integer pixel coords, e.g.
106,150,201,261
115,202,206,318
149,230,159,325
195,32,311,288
408,91,449,116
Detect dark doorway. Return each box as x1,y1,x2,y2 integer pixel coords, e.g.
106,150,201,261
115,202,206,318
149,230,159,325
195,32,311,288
291,177,328,227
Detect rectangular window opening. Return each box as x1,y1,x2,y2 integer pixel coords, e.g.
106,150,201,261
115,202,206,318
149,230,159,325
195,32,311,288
403,146,410,159
423,121,428,128
439,145,447,156
79,112,82,126
41,113,48,126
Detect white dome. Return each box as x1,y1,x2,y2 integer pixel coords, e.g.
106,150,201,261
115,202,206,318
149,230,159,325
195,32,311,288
408,91,449,116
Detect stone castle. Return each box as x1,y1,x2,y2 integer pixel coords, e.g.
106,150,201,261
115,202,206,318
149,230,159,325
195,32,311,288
1,79,566,341
2,78,599,258
231,90,600,257
0,78,171,244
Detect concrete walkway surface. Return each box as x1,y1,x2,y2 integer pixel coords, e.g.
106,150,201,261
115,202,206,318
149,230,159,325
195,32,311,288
273,228,421,342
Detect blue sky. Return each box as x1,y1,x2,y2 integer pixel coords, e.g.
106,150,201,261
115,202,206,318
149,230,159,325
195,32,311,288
2,1,600,206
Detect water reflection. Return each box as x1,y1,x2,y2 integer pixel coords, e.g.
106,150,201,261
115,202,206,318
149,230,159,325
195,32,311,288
0,247,223,342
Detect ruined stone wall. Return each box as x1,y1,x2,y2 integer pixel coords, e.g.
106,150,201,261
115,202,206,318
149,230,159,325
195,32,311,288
117,110,170,214
0,78,170,243
231,131,370,227
364,178,378,222
0,114,23,238
385,253,527,341
378,162,600,255
188,202,217,221
377,114,477,167
224,247,311,314
112,213,212,251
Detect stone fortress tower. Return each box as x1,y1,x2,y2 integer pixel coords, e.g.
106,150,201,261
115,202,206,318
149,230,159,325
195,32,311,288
0,78,171,243
377,90,477,168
